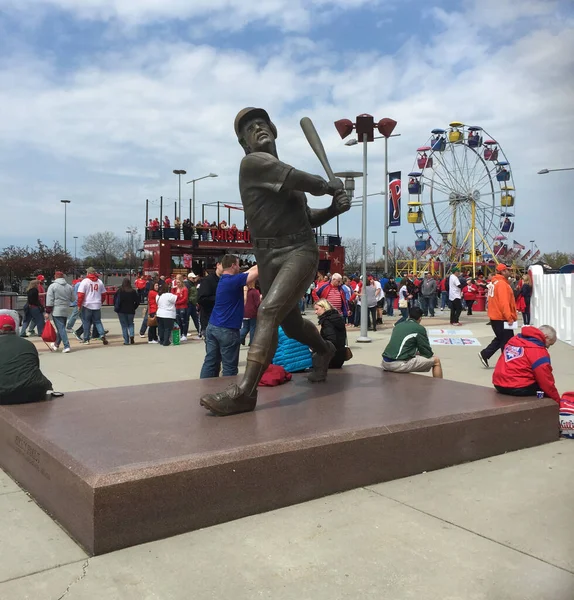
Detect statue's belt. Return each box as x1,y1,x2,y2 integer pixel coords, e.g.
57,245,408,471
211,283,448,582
254,231,315,249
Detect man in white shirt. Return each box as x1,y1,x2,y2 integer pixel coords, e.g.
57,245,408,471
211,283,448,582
76,267,108,344
372,277,384,324
448,267,463,326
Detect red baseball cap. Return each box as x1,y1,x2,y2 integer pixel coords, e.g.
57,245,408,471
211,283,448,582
0,314,16,332
36,274,45,281
496,263,509,272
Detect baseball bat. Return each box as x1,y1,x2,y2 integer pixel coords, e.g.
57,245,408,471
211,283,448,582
300,117,336,181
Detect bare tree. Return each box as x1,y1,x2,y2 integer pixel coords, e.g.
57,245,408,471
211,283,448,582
82,232,123,282
540,251,574,269
343,237,362,273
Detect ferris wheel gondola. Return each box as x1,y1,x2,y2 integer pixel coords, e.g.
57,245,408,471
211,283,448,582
408,122,516,275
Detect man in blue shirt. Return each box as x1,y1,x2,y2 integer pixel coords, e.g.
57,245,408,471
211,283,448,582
200,255,259,379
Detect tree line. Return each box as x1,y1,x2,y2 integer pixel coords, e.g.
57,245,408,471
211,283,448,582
0,230,142,284
342,237,573,274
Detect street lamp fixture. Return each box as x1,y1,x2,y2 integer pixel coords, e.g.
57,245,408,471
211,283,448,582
173,170,187,221
60,200,71,254
344,133,401,146
334,114,397,343
186,173,218,224
126,228,137,278
537,167,574,174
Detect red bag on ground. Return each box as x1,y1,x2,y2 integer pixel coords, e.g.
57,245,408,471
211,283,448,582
559,392,574,439
258,364,292,387
41,319,57,344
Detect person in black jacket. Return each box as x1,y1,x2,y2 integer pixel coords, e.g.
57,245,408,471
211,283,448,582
114,278,140,345
383,276,398,317
197,259,223,338
20,280,45,337
314,299,346,369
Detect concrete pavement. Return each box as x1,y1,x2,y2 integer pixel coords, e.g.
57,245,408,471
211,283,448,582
1,310,573,599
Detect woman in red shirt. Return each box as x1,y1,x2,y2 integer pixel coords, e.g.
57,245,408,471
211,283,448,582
462,279,478,315
173,278,189,341
147,282,160,343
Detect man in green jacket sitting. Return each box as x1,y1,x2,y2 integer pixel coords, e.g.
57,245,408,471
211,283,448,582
0,314,54,404
382,307,443,378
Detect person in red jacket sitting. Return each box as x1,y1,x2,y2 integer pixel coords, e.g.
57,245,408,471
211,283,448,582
462,278,478,315
492,325,560,403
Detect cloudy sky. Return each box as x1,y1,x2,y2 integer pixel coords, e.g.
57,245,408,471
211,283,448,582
1,0,573,256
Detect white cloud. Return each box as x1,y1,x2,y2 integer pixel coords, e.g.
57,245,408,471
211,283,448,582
3,0,387,32
0,0,573,255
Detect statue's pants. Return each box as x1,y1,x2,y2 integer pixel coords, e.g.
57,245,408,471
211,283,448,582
242,243,327,391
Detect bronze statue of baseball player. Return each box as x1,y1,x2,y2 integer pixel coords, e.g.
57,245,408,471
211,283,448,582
200,108,351,416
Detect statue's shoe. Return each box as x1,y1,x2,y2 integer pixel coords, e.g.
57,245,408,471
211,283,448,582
307,341,336,383
200,384,257,416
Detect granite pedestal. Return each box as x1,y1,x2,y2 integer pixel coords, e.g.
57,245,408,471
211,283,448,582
0,365,558,555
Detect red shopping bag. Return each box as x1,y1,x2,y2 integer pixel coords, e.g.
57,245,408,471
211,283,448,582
41,319,57,345
559,392,574,439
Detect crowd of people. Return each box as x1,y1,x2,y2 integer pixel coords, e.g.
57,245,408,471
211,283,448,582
0,258,564,413
146,218,250,242
304,268,532,330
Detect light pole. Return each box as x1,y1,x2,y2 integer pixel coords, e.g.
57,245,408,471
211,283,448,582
530,239,535,254
537,167,574,174
173,170,187,220
345,132,400,274
334,171,363,238
60,200,71,253
372,242,377,265
73,236,78,278
335,115,397,343
126,228,137,278
186,173,218,224
391,230,397,275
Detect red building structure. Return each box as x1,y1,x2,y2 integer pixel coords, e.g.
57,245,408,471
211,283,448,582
143,225,345,277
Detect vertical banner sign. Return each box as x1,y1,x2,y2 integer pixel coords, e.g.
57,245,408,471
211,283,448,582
389,171,401,227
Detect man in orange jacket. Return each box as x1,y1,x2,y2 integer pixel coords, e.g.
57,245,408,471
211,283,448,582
479,263,517,368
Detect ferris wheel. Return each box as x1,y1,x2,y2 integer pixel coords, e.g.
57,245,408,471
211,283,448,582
407,121,515,274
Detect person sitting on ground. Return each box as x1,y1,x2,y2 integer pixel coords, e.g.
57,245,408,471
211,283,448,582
0,315,54,405
314,299,346,369
382,306,443,378
492,325,560,403
272,326,313,373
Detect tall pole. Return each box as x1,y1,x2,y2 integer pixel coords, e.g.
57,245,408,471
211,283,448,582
530,239,535,254
383,135,389,274
358,133,370,343
178,173,181,220
61,200,71,253
73,236,78,279
392,230,397,276
173,170,187,221
64,202,67,253
192,180,196,224
471,200,476,278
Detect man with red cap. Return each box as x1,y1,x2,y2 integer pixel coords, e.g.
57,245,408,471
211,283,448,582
0,315,54,404
199,107,351,416
479,263,517,368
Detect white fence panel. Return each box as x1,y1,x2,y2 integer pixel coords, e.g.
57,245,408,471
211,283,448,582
530,265,573,345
